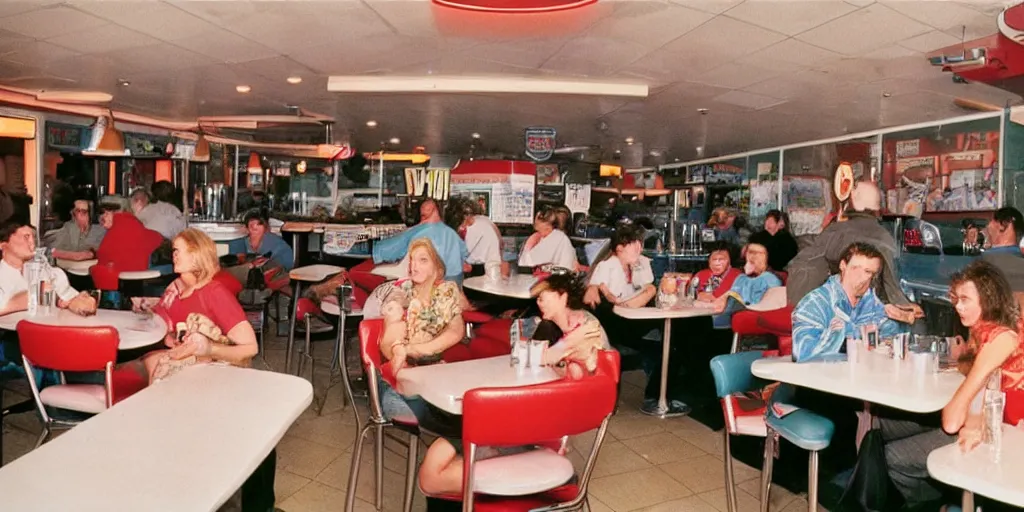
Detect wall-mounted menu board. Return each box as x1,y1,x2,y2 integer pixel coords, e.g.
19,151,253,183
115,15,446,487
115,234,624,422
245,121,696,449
451,173,535,224
46,122,89,152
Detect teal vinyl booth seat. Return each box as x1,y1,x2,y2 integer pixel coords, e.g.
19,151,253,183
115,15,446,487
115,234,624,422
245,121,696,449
709,352,834,512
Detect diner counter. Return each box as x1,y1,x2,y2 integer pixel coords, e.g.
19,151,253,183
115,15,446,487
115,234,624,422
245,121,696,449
0,365,312,511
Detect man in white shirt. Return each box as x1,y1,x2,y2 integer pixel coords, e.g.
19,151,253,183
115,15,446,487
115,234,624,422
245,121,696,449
0,221,96,316
131,181,185,239
445,197,507,277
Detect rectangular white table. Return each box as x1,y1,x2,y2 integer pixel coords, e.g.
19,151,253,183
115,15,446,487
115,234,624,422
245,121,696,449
463,275,538,299
928,424,1024,509
0,365,312,512
396,355,559,414
751,355,964,413
613,305,715,418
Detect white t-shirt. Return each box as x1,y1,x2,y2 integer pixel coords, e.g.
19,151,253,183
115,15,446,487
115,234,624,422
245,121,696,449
589,255,654,302
465,215,503,266
0,260,78,310
519,229,578,270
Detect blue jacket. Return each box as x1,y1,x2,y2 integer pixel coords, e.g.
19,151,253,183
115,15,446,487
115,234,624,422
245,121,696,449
372,222,468,280
228,233,294,271
712,272,782,329
792,275,902,362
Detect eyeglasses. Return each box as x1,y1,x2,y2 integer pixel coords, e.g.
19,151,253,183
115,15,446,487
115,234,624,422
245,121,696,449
73,209,89,214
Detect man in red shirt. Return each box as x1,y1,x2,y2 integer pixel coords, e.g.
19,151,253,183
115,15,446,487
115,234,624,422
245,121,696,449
95,204,164,272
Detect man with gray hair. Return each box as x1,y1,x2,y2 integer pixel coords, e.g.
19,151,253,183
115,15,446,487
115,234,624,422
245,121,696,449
786,181,918,315
131,183,184,239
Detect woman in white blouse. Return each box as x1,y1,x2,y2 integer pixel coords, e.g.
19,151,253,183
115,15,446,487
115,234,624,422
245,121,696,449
518,205,579,271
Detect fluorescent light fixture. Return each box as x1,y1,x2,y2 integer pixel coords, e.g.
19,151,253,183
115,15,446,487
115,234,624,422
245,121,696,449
327,75,649,98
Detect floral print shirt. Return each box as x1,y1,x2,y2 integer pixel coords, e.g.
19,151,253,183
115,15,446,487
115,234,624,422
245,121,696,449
383,278,462,355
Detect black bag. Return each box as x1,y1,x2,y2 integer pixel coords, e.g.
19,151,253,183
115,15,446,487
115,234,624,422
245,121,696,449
835,428,892,512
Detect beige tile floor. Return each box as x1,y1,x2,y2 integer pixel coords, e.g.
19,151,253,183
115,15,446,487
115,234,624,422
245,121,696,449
0,329,825,512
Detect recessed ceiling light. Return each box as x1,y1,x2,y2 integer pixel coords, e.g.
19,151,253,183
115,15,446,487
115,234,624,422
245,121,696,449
236,85,251,93
625,137,634,145
117,78,130,87
286,76,302,85
614,149,621,155
882,91,892,98
366,120,378,128
674,158,680,162
471,132,481,139
389,137,401,145
698,108,709,114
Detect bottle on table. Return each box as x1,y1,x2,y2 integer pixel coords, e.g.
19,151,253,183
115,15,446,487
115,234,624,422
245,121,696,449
983,368,1005,461
25,248,51,316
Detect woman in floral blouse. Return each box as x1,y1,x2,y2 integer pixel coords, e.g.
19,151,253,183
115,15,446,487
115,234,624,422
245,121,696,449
378,238,466,423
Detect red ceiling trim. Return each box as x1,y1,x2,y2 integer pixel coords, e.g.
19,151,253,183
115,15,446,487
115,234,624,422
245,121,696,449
432,0,596,13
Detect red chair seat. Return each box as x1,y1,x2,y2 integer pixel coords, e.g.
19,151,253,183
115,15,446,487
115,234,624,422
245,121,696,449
731,311,764,336
756,306,793,336
295,297,322,319
474,448,574,496
432,484,579,511
39,367,147,414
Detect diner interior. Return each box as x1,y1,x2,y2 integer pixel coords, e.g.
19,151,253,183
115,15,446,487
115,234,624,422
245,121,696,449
0,1,1022,512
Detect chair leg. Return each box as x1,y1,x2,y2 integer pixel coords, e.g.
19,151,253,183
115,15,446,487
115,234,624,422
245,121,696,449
285,281,301,373
345,423,373,512
34,426,50,449
730,333,740,354
375,423,385,510
760,429,776,512
807,450,819,512
338,324,360,427
403,434,419,512
723,430,737,512
300,315,314,381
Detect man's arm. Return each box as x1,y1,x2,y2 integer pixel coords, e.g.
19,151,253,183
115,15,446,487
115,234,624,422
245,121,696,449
619,284,656,308
876,250,911,305
791,290,844,362
0,291,27,316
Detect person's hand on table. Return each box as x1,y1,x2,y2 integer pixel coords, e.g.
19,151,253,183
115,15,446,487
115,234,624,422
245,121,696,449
884,304,919,324
696,291,714,302
598,284,618,304
711,296,727,314
463,263,472,273
65,292,97,316
169,332,212,360
958,414,983,452
583,286,601,308
130,297,160,313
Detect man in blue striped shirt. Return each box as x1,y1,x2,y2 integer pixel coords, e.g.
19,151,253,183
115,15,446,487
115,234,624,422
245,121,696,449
792,242,918,362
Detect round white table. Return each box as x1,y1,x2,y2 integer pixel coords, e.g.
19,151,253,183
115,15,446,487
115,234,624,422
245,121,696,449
613,305,715,418
190,224,247,242
285,265,344,374
55,259,97,277
463,275,538,299
0,309,168,350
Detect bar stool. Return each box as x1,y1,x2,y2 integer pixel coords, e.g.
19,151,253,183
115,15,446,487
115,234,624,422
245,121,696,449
761,388,834,512
310,284,363,416
286,264,343,373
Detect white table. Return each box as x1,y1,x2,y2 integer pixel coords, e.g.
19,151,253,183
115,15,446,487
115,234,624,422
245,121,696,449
928,424,1024,509
190,223,247,242
751,355,964,413
0,365,312,511
0,309,168,350
463,275,538,299
614,305,715,418
55,258,98,277
397,355,560,414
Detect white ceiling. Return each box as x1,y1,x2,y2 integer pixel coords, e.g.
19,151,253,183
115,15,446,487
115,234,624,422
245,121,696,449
0,0,1018,162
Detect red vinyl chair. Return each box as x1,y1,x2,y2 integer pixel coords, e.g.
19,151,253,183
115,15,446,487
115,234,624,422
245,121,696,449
290,297,322,377
346,318,420,512
89,263,120,291
757,305,794,357
213,269,244,296
428,351,620,512
17,322,147,448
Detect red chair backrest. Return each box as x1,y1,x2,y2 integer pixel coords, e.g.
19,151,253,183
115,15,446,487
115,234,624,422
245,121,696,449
17,322,119,372
212,270,243,296
462,358,617,448
90,264,120,291
595,349,621,384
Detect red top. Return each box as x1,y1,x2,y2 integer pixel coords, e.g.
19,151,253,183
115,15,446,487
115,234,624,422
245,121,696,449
96,213,164,272
694,268,742,298
972,321,1024,425
155,280,247,336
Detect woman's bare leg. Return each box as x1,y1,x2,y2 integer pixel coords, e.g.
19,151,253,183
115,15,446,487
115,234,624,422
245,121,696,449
418,438,464,496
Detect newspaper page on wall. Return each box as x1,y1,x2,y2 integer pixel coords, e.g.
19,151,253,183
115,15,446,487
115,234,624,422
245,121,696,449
490,174,536,224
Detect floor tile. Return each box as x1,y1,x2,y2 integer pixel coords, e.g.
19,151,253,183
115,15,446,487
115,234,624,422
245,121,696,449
660,453,760,494
591,441,653,478
276,435,346,480
637,494,721,512
738,477,801,510
607,411,667,441
274,469,312,502
278,481,376,512
589,467,693,511
697,487,762,512
779,496,829,512
314,447,409,510
621,432,708,465
287,410,358,449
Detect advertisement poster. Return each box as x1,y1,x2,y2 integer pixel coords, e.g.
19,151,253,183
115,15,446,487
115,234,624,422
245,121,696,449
749,180,778,221
896,156,936,216
536,163,561,184
705,163,745,185
491,174,535,224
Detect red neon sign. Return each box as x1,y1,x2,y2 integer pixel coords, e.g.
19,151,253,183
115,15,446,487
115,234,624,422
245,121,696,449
432,0,596,13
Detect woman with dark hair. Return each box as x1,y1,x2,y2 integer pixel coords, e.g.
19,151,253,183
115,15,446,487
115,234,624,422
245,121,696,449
881,260,1024,509
417,270,610,496
518,205,578,271
748,209,799,271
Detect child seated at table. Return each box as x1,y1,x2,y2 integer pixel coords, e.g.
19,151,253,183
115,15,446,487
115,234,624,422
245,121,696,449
416,271,610,497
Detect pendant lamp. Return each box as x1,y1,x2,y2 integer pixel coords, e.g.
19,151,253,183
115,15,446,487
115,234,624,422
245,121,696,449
247,152,262,173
